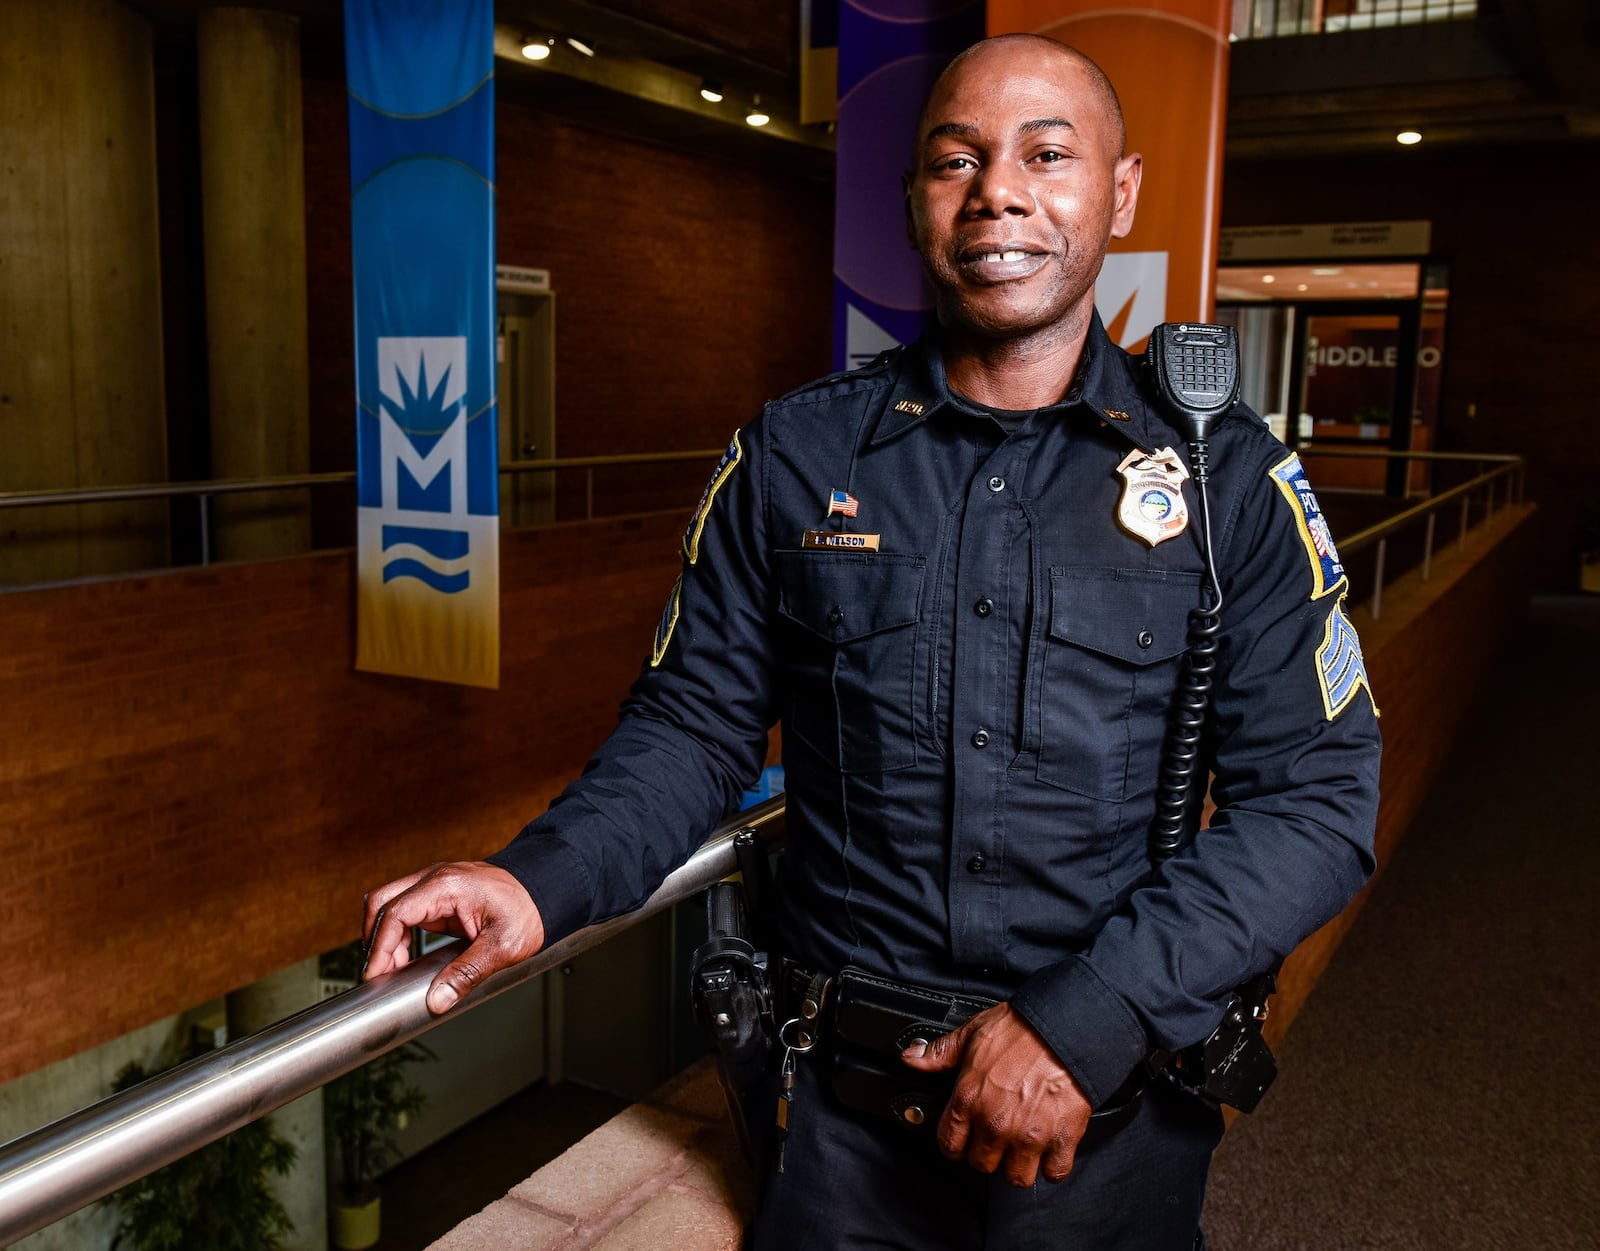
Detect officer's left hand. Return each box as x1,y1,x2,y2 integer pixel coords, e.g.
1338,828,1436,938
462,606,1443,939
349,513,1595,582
902,1003,1092,1187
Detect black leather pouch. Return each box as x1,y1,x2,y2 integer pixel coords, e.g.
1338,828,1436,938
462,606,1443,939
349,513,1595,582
828,966,995,1132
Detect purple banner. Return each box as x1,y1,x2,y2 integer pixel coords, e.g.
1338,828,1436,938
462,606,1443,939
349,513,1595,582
833,0,984,370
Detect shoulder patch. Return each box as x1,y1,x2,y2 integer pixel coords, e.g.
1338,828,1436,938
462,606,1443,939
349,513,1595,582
683,432,742,565
1269,453,1346,599
650,575,682,668
1317,594,1378,720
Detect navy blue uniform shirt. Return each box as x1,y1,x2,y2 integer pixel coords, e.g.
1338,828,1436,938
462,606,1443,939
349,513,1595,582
490,315,1381,1108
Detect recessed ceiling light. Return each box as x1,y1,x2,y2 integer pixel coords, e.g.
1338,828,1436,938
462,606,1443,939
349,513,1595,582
746,96,770,127
566,37,595,57
521,38,551,60
1261,274,1276,284
1396,130,1422,145
700,80,724,103
1297,283,1309,291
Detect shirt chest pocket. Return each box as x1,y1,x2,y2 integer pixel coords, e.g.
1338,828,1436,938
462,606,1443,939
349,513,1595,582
1036,568,1202,802
776,551,926,773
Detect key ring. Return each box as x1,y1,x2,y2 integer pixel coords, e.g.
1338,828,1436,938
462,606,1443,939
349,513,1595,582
777,1015,818,1054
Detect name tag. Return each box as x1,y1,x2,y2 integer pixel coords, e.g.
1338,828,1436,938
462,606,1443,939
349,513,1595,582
802,530,880,551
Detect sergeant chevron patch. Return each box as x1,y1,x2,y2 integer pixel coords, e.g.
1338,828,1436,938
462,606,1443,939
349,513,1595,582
1317,595,1377,719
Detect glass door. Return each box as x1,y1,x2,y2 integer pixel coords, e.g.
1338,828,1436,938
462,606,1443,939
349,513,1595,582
1217,261,1447,498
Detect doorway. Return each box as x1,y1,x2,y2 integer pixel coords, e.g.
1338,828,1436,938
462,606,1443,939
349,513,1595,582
496,290,557,527
1216,261,1448,497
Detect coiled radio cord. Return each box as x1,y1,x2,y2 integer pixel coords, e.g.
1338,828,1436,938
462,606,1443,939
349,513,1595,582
1150,437,1224,864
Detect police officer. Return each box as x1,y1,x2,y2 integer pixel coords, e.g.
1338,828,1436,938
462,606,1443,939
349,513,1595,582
363,34,1380,1250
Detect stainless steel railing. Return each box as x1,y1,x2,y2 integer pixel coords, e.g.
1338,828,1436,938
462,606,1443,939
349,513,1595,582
1302,449,1526,619
0,449,722,570
0,796,786,1245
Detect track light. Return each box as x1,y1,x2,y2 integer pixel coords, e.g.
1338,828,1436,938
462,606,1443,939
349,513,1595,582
700,80,724,103
521,37,551,61
745,95,769,127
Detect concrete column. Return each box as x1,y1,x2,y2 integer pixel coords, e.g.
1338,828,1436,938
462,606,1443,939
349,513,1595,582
0,0,169,585
197,8,311,560
227,959,328,1251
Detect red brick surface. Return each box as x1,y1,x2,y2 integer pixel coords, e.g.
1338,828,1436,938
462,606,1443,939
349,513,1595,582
0,514,687,1081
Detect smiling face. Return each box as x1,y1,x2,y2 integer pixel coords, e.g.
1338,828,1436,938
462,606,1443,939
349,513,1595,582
907,37,1141,350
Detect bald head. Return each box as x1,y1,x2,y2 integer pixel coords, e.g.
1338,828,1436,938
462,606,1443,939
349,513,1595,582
903,30,1143,359
919,35,1126,163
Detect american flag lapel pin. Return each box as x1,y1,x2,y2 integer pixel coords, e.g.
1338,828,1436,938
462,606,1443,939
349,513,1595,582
827,488,860,518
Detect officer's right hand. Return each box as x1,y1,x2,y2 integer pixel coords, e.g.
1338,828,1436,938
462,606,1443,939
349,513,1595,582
361,862,546,1015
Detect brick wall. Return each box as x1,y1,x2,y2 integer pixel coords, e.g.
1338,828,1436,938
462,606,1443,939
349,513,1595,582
1222,145,1600,590
298,51,834,536
0,514,686,1082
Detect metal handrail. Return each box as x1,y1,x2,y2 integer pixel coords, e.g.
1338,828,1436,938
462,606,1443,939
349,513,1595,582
0,449,723,510
0,797,786,1245
1298,448,1527,619
0,449,722,572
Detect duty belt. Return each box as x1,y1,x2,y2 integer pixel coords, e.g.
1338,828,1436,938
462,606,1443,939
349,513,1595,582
778,960,1145,1135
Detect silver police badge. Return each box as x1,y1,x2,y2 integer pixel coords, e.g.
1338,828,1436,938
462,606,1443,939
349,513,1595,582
1115,447,1191,547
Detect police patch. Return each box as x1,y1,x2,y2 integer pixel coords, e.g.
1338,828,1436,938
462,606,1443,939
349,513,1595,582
1317,595,1377,720
650,575,682,668
683,432,743,565
1270,453,1346,599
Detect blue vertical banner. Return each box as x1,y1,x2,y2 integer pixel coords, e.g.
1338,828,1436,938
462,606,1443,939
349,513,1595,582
346,0,499,688
833,1,984,372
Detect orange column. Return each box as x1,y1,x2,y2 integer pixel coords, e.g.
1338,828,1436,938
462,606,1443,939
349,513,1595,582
988,0,1230,344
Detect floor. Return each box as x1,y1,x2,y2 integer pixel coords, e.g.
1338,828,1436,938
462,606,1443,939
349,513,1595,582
1203,596,1600,1250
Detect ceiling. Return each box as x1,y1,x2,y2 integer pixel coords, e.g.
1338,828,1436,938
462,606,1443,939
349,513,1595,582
1226,0,1600,158
122,0,1600,167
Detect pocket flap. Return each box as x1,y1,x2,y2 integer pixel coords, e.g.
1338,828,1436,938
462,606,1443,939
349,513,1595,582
1048,568,1202,665
777,552,925,642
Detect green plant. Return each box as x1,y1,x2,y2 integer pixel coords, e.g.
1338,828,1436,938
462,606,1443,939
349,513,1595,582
324,1041,435,1204
107,1045,297,1251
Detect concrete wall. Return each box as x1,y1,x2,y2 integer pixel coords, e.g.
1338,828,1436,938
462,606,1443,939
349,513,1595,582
0,0,169,584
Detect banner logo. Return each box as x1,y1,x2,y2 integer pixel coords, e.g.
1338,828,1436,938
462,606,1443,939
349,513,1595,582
377,337,472,593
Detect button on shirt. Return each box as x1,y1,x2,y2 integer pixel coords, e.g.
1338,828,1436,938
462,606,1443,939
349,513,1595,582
490,314,1382,1108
